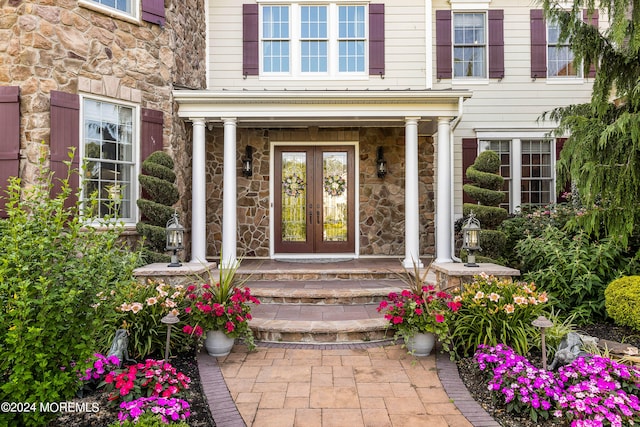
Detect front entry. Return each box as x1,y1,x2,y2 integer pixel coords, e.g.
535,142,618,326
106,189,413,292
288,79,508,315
274,145,355,254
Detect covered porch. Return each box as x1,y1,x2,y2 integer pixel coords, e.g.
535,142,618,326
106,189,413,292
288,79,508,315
173,89,470,268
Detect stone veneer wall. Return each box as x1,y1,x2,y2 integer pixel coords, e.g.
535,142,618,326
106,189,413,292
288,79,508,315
0,0,206,253
204,127,435,258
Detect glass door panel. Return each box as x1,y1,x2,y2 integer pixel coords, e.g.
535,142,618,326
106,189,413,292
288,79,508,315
281,153,307,242
322,152,348,242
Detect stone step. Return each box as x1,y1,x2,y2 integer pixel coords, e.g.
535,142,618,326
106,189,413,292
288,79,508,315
245,279,403,304
237,259,408,344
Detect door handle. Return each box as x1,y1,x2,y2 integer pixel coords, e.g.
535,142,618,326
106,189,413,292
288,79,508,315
309,204,313,224
317,210,320,225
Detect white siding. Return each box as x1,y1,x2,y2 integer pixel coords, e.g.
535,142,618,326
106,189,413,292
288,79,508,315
431,0,603,216
207,0,430,90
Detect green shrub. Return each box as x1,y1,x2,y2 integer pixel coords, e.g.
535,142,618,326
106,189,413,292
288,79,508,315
449,274,549,358
463,204,509,229
516,227,629,324
136,151,179,261
463,184,505,206
0,155,142,426
605,276,640,331
99,280,193,359
139,175,179,206
474,150,501,173
466,166,504,190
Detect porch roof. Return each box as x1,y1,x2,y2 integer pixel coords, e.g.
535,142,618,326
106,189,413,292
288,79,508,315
173,89,471,133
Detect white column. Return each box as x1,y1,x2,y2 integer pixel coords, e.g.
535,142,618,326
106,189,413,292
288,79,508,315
435,117,453,264
403,117,423,268
511,138,522,213
190,118,207,263
221,118,238,268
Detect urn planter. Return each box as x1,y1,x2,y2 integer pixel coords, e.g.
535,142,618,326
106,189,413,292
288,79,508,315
404,332,436,356
204,330,235,357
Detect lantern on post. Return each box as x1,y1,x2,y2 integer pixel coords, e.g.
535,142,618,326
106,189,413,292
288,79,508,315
461,211,481,267
165,211,184,267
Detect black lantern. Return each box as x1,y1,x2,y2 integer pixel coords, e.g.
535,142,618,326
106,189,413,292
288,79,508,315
461,211,481,267
376,146,387,178
242,146,253,177
165,211,184,267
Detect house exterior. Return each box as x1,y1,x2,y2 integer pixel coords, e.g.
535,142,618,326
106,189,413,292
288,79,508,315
0,0,599,269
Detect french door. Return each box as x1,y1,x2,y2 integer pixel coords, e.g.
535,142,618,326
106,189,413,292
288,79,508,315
274,146,355,254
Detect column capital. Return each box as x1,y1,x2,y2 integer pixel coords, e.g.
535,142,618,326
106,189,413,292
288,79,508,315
404,117,421,125
189,117,206,125
221,117,238,125
437,116,454,124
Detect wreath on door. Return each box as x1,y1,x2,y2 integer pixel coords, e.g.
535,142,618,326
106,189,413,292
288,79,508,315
324,175,346,197
282,174,305,198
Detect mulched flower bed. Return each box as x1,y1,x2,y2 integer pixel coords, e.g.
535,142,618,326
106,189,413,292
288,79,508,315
48,348,215,427
456,322,640,427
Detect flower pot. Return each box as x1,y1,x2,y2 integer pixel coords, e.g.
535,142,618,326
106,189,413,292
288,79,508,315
404,332,436,356
204,330,235,357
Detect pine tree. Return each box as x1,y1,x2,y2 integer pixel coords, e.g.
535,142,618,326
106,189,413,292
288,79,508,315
541,0,640,243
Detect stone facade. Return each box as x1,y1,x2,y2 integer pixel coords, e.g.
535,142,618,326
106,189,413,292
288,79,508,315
0,0,206,232
203,126,436,258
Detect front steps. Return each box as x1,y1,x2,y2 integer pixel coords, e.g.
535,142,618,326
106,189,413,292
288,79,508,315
237,259,407,344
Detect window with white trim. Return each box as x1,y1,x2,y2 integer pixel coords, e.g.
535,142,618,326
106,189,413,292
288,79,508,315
479,138,556,212
547,19,582,78
85,0,137,18
82,97,137,222
453,12,486,78
261,3,367,77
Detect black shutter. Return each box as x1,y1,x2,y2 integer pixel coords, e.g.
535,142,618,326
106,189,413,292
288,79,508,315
583,9,599,78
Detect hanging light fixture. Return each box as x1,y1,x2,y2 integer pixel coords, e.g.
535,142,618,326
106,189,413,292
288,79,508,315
165,211,184,267
461,211,481,267
242,146,253,177
376,146,387,178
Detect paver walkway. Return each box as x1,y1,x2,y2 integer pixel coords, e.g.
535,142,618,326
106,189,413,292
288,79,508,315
198,342,499,427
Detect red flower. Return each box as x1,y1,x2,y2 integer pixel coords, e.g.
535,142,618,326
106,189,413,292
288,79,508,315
435,314,445,323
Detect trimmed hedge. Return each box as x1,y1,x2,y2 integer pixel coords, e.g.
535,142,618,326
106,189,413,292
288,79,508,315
463,184,505,206
605,276,640,331
463,204,509,229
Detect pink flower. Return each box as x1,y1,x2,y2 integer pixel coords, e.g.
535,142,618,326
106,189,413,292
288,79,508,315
182,325,193,334
434,314,445,323
193,325,203,337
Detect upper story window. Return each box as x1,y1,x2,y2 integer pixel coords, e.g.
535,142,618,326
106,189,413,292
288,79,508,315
82,97,137,222
453,12,487,78
260,3,367,77
547,20,582,78
436,9,503,81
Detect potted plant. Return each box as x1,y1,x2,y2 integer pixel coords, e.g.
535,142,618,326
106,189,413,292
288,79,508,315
377,262,461,356
182,261,260,356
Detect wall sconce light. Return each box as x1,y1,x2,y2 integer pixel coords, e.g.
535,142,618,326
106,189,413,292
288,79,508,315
242,146,253,177
461,211,481,267
376,147,387,178
165,211,184,267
